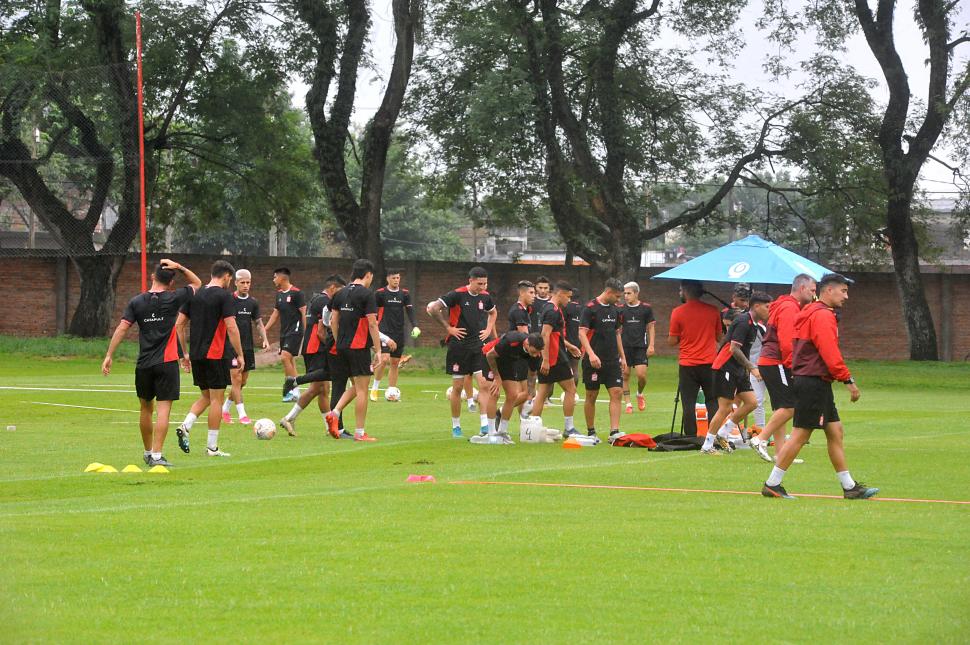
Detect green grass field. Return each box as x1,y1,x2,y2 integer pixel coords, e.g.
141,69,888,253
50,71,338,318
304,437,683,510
1,342,968,643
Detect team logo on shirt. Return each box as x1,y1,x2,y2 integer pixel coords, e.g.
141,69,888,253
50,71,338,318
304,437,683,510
286,296,291,303
478,302,484,310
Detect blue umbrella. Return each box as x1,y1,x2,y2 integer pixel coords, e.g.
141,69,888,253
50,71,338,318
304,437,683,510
652,234,840,285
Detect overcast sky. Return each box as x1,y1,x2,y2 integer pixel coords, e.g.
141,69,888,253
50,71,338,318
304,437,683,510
289,1,970,196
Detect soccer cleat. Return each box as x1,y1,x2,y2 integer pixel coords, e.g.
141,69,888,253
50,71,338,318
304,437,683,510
624,403,633,414
452,426,464,439
282,376,297,399
479,426,488,437
338,430,354,440
637,394,646,411
843,482,879,499
564,428,581,438
761,483,795,499
175,424,190,454
715,435,734,453
399,354,413,366
587,429,598,438
222,411,233,424
279,418,297,437
369,388,379,402
496,430,515,445
206,447,231,457
354,432,377,442
143,453,151,465
324,412,341,439
238,416,252,425
701,446,722,455
751,438,773,463
147,455,173,467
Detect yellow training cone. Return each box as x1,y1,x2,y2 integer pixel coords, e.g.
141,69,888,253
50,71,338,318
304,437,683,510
96,464,118,473
148,465,170,474
121,464,143,473
84,462,104,473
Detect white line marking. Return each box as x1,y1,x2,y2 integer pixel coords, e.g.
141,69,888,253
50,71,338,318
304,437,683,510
25,401,135,413
0,386,136,394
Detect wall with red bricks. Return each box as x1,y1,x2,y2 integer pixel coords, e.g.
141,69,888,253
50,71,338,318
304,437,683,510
2,253,968,361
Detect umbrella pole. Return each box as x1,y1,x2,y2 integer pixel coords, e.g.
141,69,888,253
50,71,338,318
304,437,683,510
670,385,681,436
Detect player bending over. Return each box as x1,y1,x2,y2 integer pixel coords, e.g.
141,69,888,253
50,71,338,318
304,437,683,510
478,331,544,444
529,282,582,435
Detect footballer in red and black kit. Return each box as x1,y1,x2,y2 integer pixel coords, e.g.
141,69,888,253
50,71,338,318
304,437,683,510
537,302,574,385
619,300,656,368
436,280,496,376
482,331,537,382
302,291,331,376
180,282,239,391
579,291,624,390
712,308,762,400
231,292,261,372
375,284,415,358
330,282,379,377
274,285,306,356
507,280,537,380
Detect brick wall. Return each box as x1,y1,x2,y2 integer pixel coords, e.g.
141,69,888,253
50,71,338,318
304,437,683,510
2,253,968,361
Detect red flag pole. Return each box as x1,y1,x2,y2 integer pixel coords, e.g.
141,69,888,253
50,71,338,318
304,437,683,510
136,11,147,291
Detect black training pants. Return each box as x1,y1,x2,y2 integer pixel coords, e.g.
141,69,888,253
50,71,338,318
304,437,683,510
678,363,717,436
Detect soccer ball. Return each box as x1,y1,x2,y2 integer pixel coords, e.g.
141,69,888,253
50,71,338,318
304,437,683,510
254,418,276,440
385,386,401,402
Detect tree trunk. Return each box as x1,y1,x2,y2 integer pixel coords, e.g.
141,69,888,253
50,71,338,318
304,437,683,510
68,254,125,337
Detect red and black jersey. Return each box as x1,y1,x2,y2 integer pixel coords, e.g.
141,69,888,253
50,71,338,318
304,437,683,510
483,330,532,363
508,301,533,333
579,298,621,363
231,294,260,354
712,310,759,371
274,287,305,337
302,292,330,356
331,283,378,350
619,301,656,349
540,303,568,367
181,285,236,360
564,299,582,347
375,287,414,337
122,286,194,368
438,286,495,349
758,294,800,369
792,302,851,382
530,297,552,331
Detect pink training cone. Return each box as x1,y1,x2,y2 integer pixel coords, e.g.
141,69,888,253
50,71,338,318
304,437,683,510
407,474,436,483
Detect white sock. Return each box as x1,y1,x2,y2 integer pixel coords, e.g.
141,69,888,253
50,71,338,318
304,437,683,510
837,471,856,490
766,466,786,487
183,412,198,430
207,429,219,450
487,417,496,433
372,379,381,390
222,399,232,413
355,428,365,437
718,419,737,438
151,451,161,460
564,416,575,431
236,403,247,418
144,450,151,460
285,403,303,422
754,406,765,427
702,433,717,450
451,416,461,429
480,413,488,427
499,418,509,433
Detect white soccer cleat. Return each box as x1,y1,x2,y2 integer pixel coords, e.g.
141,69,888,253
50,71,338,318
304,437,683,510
206,447,231,457
751,437,773,463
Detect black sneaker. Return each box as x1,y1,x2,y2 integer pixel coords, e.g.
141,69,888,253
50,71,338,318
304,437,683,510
282,376,298,399
761,483,795,499
587,429,598,437
175,424,190,453
843,482,879,499
147,455,173,467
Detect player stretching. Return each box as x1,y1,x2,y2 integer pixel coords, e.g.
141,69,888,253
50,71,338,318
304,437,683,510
750,274,817,462
264,267,305,402
222,269,268,425
700,291,771,454
578,279,626,440
763,273,877,499
619,282,656,414
322,259,382,442
428,266,497,438
174,260,244,457
478,331,544,444
529,282,582,434
103,260,201,467
370,269,419,401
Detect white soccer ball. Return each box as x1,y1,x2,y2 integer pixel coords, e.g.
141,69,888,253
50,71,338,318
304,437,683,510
385,386,401,402
254,418,276,440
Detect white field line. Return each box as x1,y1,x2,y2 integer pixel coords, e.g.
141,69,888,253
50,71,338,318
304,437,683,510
24,401,135,413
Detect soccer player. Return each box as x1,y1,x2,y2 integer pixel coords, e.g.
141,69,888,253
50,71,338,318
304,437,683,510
279,275,347,437
479,331,544,443
564,292,583,386
427,266,497,438
668,280,722,435
701,291,771,454
264,267,305,402
578,278,626,440
530,282,582,434
370,269,419,402
508,280,536,417
750,274,817,462
721,283,751,331
530,276,553,401
762,273,878,500
102,259,201,467
322,259,383,442
222,269,268,425
619,282,656,414
174,260,245,457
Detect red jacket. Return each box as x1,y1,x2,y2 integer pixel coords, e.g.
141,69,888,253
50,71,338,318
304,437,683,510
791,302,851,382
758,294,800,369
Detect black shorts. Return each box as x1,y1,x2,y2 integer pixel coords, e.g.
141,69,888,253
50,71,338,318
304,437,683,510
527,354,542,374
191,358,231,391
624,346,649,367
582,359,623,390
279,332,303,356
792,376,840,429
242,349,256,372
135,361,180,402
761,363,795,409
445,344,484,376
713,366,752,399
538,359,574,385
484,358,521,382
332,348,373,378
304,351,328,375
381,333,405,358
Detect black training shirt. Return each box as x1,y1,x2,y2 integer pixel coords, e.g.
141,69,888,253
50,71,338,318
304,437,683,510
438,286,495,349
713,310,759,371
231,293,260,354
275,288,305,338
181,285,236,361
303,292,330,355
331,283,378,350
508,302,533,333
375,287,414,337
122,286,194,368
580,298,622,363
619,301,656,349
